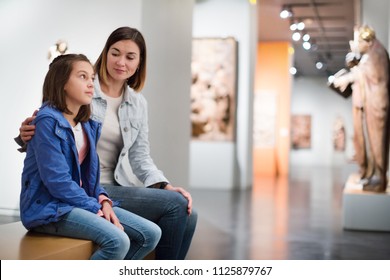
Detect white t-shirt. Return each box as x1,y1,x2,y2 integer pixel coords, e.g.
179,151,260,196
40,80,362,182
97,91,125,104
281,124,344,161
96,92,124,184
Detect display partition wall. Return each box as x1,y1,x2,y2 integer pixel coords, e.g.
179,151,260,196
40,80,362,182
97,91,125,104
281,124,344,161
253,42,292,177
190,0,256,190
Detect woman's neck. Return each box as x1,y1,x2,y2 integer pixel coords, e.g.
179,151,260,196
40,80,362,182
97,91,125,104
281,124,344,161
100,78,125,98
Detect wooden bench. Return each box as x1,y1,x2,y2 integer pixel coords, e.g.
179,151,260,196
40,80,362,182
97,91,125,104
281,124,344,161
0,221,96,260
0,221,155,260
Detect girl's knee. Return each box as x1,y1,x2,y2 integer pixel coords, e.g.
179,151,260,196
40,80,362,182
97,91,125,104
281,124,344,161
121,232,131,250
97,230,130,260
114,231,131,258
148,223,162,248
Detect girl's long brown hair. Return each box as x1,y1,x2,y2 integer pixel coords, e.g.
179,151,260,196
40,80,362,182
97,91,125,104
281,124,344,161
42,54,92,123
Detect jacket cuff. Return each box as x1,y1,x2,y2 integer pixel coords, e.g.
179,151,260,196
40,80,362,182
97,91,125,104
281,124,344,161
14,135,27,153
98,195,113,207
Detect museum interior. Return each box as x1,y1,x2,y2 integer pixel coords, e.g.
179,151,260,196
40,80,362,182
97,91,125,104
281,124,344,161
1,0,390,260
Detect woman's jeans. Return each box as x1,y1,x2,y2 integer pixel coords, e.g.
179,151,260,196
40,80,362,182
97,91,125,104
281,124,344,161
32,207,161,260
103,185,198,260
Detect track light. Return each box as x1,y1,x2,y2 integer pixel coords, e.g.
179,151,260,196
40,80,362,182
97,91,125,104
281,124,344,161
280,5,293,19
290,22,298,31
302,34,310,42
290,67,297,75
316,62,324,69
297,22,305,30
290,20,305,32
292,32,301,41
303,41,311,50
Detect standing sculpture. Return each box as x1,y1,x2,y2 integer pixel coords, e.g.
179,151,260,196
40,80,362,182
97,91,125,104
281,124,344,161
331,25,390,192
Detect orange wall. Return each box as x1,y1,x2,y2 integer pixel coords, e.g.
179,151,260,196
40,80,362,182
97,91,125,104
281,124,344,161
253,42,292,177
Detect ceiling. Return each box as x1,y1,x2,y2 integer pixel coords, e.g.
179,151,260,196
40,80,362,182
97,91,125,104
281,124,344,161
258,0,357,77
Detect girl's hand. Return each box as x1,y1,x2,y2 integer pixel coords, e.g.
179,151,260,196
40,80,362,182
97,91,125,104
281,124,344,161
100,199,124,231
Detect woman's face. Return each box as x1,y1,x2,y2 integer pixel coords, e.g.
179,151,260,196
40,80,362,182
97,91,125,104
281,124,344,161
106,39,140,83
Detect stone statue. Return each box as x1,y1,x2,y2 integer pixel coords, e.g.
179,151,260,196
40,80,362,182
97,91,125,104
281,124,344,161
331,25,390,192
47,40,68,62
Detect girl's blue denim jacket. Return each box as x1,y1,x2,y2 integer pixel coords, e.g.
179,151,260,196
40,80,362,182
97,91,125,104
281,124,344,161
20,104,108,229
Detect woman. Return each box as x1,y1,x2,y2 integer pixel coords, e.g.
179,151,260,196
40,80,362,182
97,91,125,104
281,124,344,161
20,53,161,260
17,27,197,260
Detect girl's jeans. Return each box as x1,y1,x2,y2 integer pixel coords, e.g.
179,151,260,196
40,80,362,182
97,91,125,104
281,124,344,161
32,206,161,260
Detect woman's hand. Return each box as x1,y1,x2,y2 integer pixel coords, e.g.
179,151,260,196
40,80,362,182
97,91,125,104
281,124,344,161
165,184,193,215
20,110,38,143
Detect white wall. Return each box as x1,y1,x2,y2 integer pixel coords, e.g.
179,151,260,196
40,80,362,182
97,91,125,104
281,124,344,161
289,77,354,167
0,0,193,215
190,0,256,189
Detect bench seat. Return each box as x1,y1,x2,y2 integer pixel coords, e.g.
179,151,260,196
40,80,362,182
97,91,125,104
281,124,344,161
0,221,155,260
0,221,96,260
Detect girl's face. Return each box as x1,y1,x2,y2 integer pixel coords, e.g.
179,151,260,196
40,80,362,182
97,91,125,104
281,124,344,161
64,61,94,110
106,39,140,83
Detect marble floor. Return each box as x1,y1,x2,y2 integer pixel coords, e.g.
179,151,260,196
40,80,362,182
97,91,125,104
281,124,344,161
2,165,390,260
186,165,390,260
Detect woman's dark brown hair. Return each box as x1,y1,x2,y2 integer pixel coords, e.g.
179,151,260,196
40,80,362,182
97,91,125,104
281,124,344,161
42,54,92,123
94,26,147,92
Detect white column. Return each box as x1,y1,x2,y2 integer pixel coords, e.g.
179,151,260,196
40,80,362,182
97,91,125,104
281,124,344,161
361,0,389,49
141,0,194,187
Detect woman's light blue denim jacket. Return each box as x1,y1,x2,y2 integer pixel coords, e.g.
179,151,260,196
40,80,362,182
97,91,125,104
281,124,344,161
20,103,108,230
91,76,168,187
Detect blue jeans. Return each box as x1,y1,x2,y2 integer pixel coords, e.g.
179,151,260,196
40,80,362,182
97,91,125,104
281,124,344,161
103,185,198,260
32,207,161,260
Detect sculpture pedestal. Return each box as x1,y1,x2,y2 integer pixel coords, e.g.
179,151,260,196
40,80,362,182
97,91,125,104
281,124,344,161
343,173,390,231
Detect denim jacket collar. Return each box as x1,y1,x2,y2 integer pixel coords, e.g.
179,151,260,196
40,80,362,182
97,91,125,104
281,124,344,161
93,75,133,105
36,102,72,130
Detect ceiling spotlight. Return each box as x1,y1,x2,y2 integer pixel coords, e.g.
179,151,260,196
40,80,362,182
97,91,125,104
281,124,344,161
302,34,310,42
316,62,323,69
290,67,297,75
297,22,305,30
292,32,301,41
302,41,311,50
290,23,297,31
280,6,293,19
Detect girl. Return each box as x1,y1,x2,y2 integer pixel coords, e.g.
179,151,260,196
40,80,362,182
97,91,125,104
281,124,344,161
20,54,161,260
